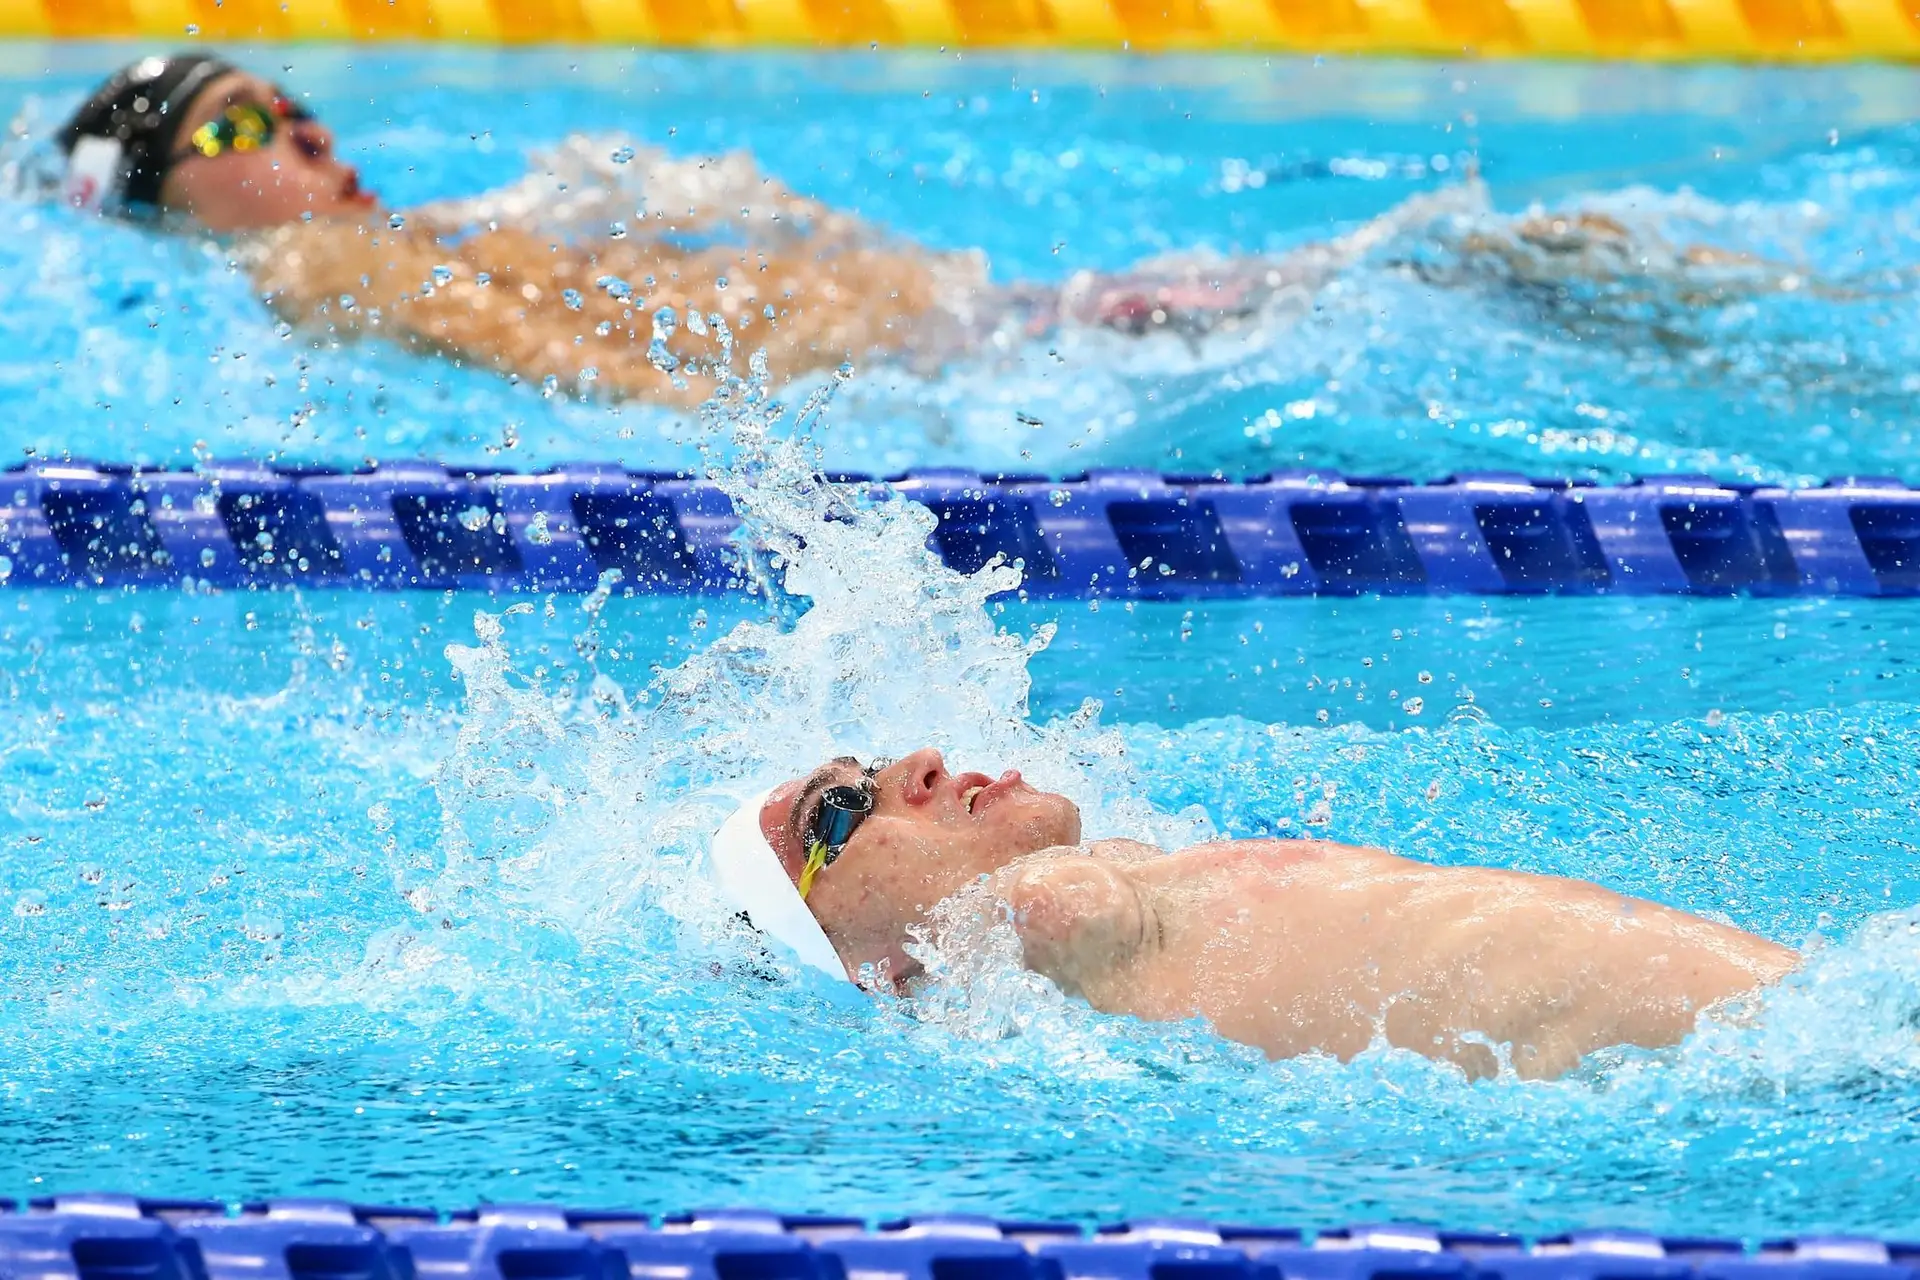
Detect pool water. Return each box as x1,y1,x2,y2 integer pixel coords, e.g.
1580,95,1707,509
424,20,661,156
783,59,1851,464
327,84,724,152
2,46,1920,1238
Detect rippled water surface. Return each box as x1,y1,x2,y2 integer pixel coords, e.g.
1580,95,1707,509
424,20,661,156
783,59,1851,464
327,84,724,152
1,46,1919,1238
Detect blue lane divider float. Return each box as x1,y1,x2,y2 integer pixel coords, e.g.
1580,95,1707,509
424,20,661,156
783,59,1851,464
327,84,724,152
7,461,1920,597
0,1197,1916,1280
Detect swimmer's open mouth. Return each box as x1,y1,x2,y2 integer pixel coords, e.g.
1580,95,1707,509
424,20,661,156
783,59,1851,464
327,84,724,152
964,770,1022,817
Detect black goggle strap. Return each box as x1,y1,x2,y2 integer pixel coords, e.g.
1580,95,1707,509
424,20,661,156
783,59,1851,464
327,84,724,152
798,783,873,901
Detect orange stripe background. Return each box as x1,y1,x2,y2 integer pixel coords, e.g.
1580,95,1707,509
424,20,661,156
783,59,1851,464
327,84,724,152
14,0,1920,53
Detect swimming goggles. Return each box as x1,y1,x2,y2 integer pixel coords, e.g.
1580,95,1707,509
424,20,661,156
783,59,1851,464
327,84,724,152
182,96,313,161
797,762,887,900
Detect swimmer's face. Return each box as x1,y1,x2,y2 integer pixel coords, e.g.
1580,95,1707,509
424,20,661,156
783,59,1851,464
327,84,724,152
158,71,375,231
761,748,1081,982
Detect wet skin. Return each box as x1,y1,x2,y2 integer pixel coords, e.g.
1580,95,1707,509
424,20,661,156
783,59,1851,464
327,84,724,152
762,749,1800,1080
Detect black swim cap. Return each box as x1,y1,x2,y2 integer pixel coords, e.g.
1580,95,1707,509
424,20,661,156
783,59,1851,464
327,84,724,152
58,53,234,213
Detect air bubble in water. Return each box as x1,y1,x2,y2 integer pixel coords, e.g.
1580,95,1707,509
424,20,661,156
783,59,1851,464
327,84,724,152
649,307,680,373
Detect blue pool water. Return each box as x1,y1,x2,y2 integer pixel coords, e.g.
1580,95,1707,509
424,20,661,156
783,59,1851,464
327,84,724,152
2,46,1920,1237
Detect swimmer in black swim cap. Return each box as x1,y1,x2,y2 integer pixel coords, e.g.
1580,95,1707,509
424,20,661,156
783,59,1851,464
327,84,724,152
58,53,374,229
49,55,1830,408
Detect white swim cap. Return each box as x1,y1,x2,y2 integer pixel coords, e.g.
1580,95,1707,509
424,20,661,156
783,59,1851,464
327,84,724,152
709,789,849,982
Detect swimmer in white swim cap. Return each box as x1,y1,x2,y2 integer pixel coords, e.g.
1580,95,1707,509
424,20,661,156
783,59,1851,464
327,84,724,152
713,747,1800,1082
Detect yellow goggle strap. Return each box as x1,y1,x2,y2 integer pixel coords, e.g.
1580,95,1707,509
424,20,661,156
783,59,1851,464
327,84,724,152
798,840,833,901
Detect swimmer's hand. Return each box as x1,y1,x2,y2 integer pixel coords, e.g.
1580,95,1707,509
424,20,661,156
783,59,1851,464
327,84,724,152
990,851,1159,999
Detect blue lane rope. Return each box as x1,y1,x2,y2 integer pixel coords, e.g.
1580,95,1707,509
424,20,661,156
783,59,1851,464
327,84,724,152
2,1196,1916,1280
5,460,1920,597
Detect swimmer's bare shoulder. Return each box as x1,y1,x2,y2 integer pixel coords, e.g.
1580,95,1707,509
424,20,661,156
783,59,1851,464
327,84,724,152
990,837,1386,998
988,843,1157,999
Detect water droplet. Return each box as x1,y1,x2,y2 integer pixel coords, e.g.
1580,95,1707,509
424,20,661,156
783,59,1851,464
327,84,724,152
199,547,217,568
609,220,628,239
528,512,553,545
458,505,491,532
715,276,729,290
562,288,584,311
475,272,491,287
1401,696,1424,715
432,264,454,287
541,374,560,398
610,144,636,164
388,213,406,230
338,294,357,311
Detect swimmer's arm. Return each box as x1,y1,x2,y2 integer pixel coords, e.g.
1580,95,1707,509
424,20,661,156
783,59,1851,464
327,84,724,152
990,854,1159,999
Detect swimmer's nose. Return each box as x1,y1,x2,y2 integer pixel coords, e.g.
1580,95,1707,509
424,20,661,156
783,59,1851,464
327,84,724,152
894,748,947,807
